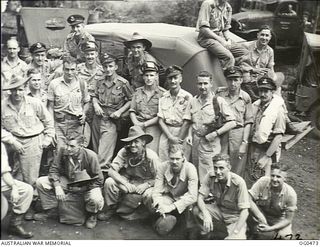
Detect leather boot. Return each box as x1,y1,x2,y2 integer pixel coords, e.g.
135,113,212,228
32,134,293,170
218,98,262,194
85,212,97,229
8,213,33,239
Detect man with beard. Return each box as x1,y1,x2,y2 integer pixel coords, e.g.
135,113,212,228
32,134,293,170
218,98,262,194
247,76,286,183
193,154,250,239
35,135,104,229
158,65,192,162
48,56,90,149
216,66,253,177
152,143,198,236
1,76,54,196
27,42,63,92
182,71,236,183
77,41,104,146
248,165,297,239
98,126,161,221
130,61,166,153
64,14,95,63
123,32,163,90
92,53,134,167
1,38,28,83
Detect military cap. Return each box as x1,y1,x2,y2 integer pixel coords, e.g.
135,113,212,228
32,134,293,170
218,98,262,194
224,66,243,78
81,41,98,52
101,53,117,64
257,76,276,90
124,32,152,51
3,75,27,90
142,61,159,74
29,42,46,54
165,65,183,78
67,14,85,26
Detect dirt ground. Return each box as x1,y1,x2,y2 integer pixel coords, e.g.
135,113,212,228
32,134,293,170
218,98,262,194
1,135,319,240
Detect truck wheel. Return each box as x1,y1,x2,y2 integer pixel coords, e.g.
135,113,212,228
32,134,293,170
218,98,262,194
310,105,320,139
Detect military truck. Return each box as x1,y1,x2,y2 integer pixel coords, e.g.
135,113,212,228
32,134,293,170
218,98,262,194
231,0,319,49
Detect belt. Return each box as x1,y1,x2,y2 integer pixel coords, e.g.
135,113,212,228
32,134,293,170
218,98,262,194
233,125,244,130
54,113,80,122
13,132,42,139
166,122,183,127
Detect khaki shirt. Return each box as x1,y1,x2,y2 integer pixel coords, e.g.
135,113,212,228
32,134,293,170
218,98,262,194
110,147,161,184
27,59,63,92
64,32,95,62
158,89,192,127
217,88,253,127
94,74,133,116
239,41,275,73
129,86,166,121
27,90,48,108
249,176,297,218
1,142,11,187
199,171,250,215
77,63,104,98
152,161,198,214
48,76,90,116
1,57,28,82
196,0,232,32
1,96,54,138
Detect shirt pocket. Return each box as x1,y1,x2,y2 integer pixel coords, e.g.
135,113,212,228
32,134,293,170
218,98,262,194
2,115,16,129
111,88,124,105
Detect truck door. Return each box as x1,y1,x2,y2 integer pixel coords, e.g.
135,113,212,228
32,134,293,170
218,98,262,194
273,1,303,48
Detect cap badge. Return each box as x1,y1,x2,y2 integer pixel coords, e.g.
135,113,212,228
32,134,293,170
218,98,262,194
36,43,42,48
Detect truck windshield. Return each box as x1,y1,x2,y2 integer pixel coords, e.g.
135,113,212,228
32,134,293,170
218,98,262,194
242,0,277,12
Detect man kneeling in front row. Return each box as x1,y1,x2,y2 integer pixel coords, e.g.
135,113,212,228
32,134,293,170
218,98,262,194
193,154,250,239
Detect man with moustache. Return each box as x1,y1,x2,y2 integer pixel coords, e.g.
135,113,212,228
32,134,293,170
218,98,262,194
158,65,192,162
130,61,166,153
77,41,104,146
28,42,63,92
123,32,163,90
64,14,95,63
182,71,236,183
99,126,161,221
152,143,198,236
248,165,297,239
216,67,253,177
1,38,28,83
48,56,90,149
1,76,54,195
92,53,134,167
247,76,286,183
193,154,250,239
35,135,104,229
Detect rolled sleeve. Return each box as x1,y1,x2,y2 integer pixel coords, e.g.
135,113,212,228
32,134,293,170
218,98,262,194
80,80,90,104
198,173,211,197
196,1,211,29
182,101,192,121
129,94,138,113
248,176,270,201
109,148,127,172
237,179,250,209
272,106,286,134
123,82,134,101
157,98,165,119
285,186,298,213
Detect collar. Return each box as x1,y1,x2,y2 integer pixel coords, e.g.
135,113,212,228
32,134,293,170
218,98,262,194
103,74,118,88
3,56,23,66
6,95,29,111
164,161,187,183
195,92,214,107
267,179,288,197
254,40,268,52
214,172,231,187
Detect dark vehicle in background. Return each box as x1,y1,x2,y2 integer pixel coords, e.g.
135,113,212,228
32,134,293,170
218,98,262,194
231,0,318,49
288,32,320,137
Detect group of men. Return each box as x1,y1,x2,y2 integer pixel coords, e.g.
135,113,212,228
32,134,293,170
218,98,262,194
1,0,297,241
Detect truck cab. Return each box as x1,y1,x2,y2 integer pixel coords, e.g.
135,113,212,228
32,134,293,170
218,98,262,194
231,0,304,49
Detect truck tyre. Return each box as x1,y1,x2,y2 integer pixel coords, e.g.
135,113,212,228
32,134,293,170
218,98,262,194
310,105,320,139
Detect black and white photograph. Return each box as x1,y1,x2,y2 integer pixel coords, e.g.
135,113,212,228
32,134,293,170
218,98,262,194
0,0,319,243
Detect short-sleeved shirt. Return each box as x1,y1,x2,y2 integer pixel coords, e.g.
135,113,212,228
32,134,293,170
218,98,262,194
94,74,133,117
1,96,54,138
110,147,161,184
77,63,104,98
48,147,104,191
152,161,198,214
64,32,95,62
129,86,166,121
1,57,28,82
184,92,235,136
249,176,297,218
48,76,90,116
199,171,250,215
196,0,232,32
27,59,63,91
239,41,275,73
217,88,253,127
251,97,286,143
124,51,160,90
27,90,48,107
158,88,192,127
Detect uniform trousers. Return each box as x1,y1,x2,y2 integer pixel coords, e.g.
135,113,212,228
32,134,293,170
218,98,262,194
36,176,104,214
55,118,83,149
144,125,161,154
1,180,33,215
